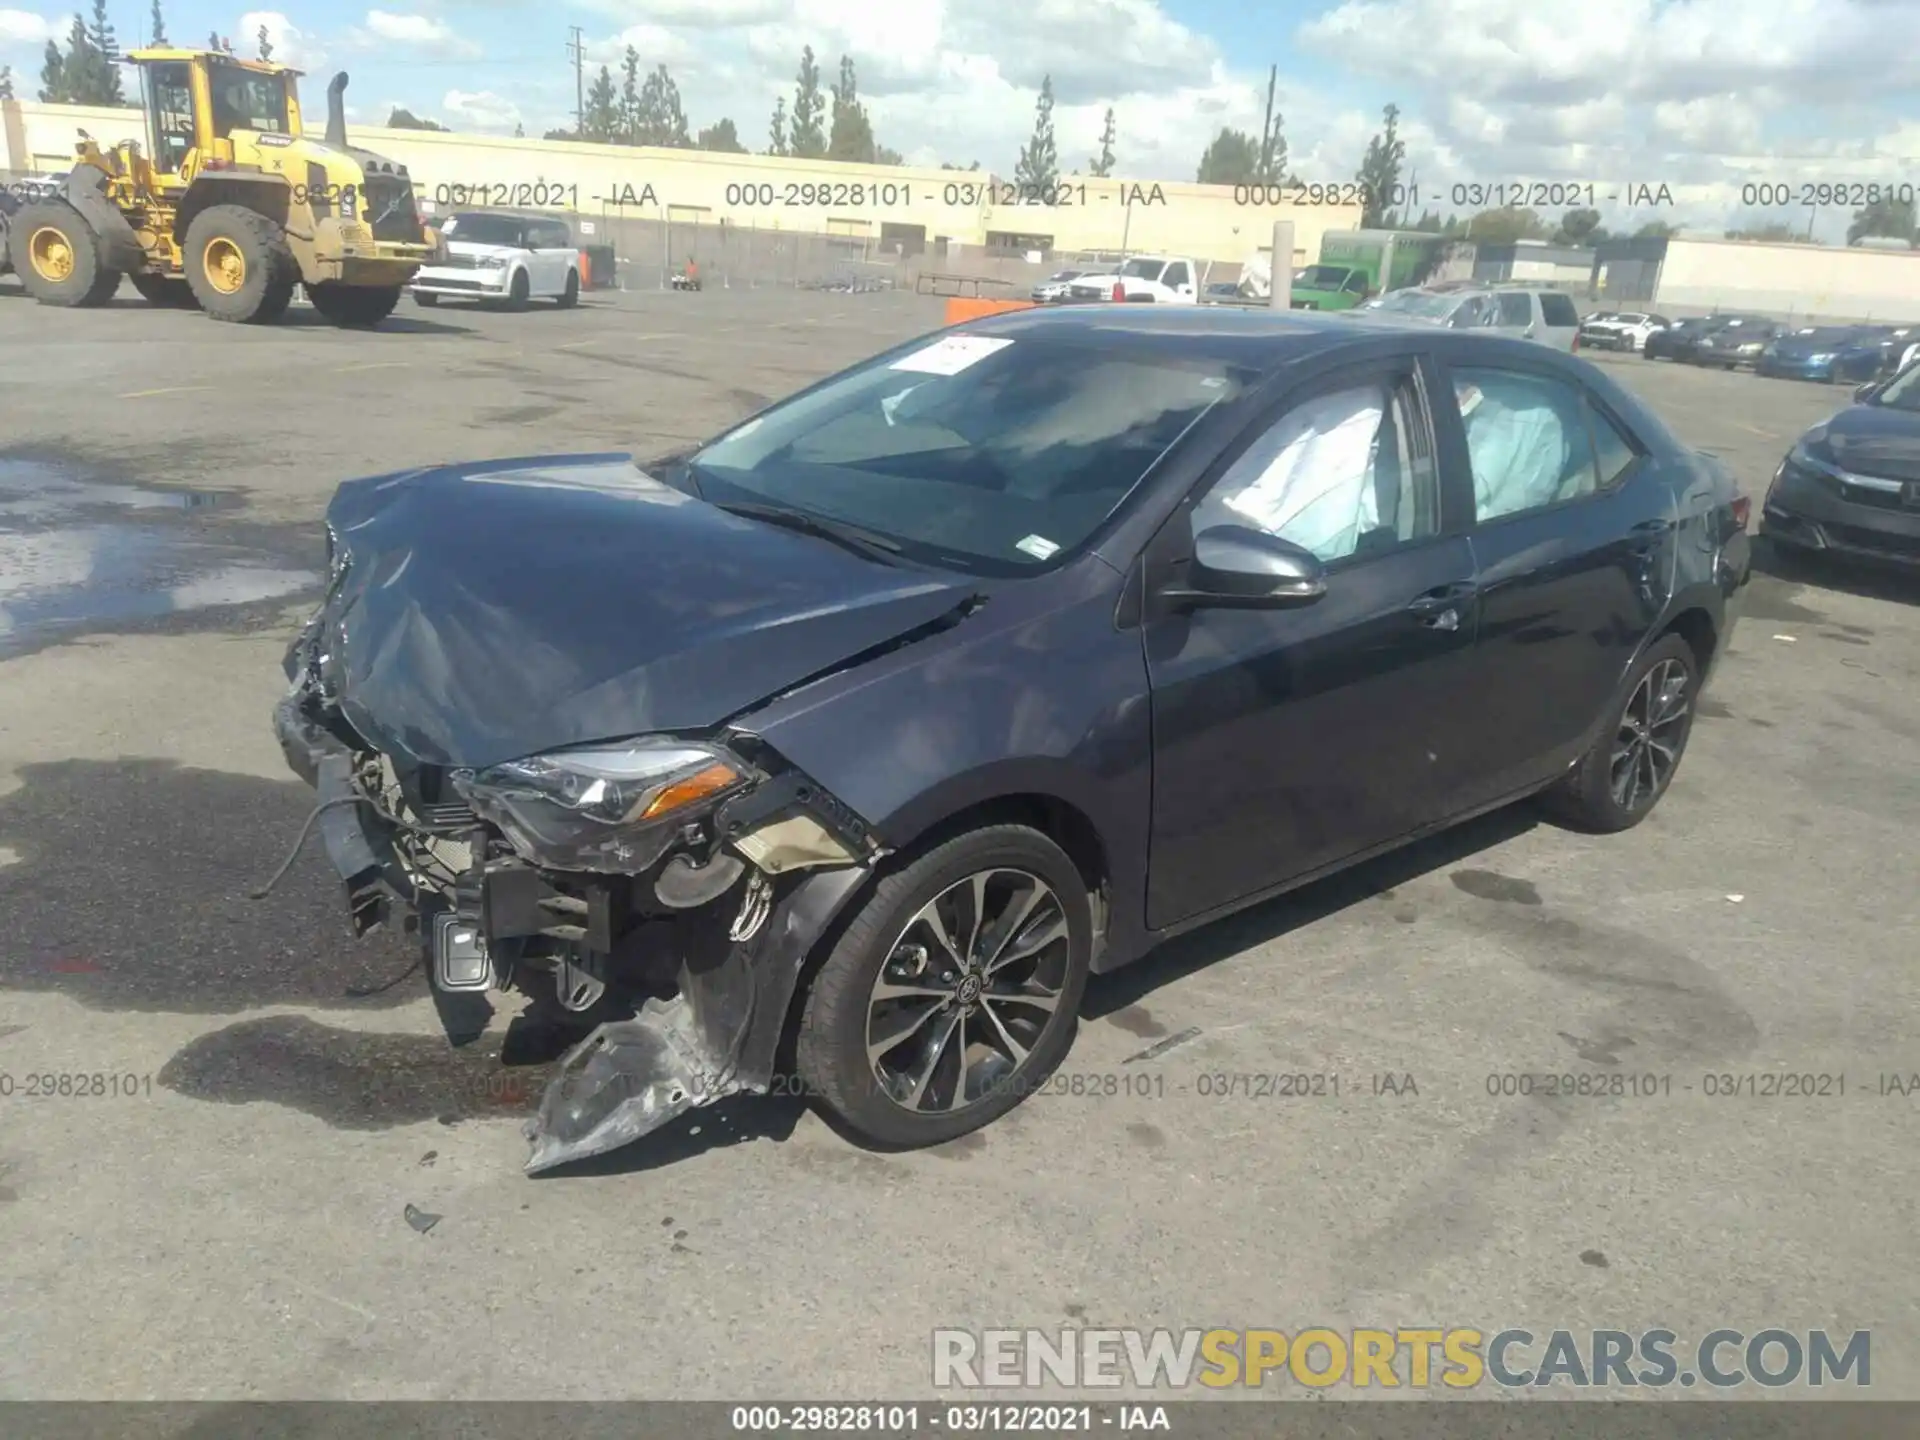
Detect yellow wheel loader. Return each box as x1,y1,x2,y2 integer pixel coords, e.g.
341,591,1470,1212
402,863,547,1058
3,48,444,326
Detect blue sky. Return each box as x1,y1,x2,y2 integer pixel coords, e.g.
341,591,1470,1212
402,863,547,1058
5,0,1918,241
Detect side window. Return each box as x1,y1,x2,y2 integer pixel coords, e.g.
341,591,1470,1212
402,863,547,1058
1451,296,1487,328
1163,262,1190,287
1589,400,1639,488
1452,366,1600,522
1538,292,1580,327
1193,374,1440,565
1344,271,1368,293
1496,292,1533,326
145,62,195,173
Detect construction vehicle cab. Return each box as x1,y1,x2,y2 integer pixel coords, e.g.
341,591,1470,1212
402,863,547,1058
3,47,443,326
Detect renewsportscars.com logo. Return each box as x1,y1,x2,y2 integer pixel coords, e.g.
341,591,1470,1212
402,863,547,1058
931,1327,1872,1390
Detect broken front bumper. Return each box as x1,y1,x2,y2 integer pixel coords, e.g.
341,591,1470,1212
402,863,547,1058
272,694,875,1172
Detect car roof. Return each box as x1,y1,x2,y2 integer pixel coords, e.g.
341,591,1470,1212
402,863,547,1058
955,302,1603,378
448,210,567,225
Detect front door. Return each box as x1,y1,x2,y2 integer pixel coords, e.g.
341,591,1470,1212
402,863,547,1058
1433,355,1678,805
1143,355,1483,930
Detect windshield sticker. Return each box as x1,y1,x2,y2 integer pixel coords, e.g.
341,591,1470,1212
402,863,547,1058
1016,534,1060,560
890,336,1014,376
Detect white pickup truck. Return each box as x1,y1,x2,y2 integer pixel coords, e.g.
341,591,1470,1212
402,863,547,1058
1064,254,1200,304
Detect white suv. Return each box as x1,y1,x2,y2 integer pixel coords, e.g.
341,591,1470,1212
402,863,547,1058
412,211,581,310
1580,311,1672,352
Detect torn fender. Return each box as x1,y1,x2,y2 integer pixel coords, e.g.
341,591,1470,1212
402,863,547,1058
524,862,871,1173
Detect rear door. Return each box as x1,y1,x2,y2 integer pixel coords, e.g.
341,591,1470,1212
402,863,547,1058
1433,348,1677,805
1537,292,1581,351
1142,351,1484,928
1161,260,1195,302
1490,290,1537,342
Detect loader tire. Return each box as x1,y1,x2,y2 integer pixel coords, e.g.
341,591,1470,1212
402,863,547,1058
183,205,296,323
307,282,402,328
8,200,121,307
129,273,197,308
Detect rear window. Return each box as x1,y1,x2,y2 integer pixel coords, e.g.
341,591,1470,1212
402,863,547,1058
690,333,1255,574
1539,293,1580,326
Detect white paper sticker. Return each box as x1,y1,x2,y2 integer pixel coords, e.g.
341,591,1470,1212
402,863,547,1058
1016,534,1060,559
890,336,1014,376
580,221,596,235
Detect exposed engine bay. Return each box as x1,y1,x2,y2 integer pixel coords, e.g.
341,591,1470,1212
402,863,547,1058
273,604,884,1173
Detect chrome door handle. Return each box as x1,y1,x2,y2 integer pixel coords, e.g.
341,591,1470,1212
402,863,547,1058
1423,607,1460,631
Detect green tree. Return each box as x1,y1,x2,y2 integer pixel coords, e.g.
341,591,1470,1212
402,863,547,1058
1634,220,1678,239
542,127,575,140
1463,205,1547,242
513,121,524,138
697,117,745,152
874,144,902,165
620,46,641,144
827,54,876,163
0,65,13,100
148,0,165,45
636,64,688,146
940,160,980,171
789,45,825,158
1196,127,1258,185
582,65,620,142
1089,107,1115,177
86,0,122,101
1726,222,1800,242
255,22,271,60
40,38,66,100
386,107,447,130
1013,74,1058,196
767,95,788,156
1355,102,1405,226
1554,207,1604,245
1848,194,1916,246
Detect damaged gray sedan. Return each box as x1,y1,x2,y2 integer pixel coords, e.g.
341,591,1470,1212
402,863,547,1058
273,306,1746,1172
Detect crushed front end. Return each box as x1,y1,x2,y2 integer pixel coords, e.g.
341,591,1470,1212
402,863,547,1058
273,576,882,1173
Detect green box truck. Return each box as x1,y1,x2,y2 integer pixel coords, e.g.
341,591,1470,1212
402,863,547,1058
1290,230,1445,310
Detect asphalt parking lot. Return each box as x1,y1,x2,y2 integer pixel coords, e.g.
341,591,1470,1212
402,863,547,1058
2,283,1918,1402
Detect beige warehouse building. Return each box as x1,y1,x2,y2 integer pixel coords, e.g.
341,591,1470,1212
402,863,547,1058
3,96,1358,276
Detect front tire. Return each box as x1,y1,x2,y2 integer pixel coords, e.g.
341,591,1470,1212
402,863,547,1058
183,204,295,323
556,269,579,308
504,267,530,311
308,282,402,328
1542,633,1699,833
8,199,121,307
795,825,1092,1148
413,289,439,306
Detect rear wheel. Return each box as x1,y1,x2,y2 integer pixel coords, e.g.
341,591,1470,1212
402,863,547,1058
413,289,439,306
308,282,402,328
129,272,196,308
556,269,579,308
8,200,121,307
1542,633,1699,833
182,204,295,323
795,825,1092,1148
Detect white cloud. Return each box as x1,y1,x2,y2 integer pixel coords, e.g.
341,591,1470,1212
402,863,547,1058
0,8,56,45
360,10,480,58
441,88,521,131
585,23,697,68
236,12,324,70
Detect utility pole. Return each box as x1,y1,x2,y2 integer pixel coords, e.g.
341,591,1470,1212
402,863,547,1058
1257,64,1277,183
566,26,584,136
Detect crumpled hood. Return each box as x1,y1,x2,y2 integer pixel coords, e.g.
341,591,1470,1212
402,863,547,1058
313,454,978,769
1814,404,1920,483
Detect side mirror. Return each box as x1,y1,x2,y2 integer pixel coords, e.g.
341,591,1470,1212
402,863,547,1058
1854,380,1882,402
1160,525,1329,610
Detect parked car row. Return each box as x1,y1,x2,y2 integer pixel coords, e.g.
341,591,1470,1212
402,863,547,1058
1764,361,1920,571
1629,312,1920,383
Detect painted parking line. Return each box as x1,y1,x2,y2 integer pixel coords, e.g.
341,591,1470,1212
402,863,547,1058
117,385,213,399
335,361,411,373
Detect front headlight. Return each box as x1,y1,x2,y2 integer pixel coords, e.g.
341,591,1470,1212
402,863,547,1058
454,739,754,873
1738,342,1764,354
1807,353,1835,364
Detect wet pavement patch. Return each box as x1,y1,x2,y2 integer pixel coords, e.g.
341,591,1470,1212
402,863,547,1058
159,1014,553,1129
0,453,322,659
0,758,421,1012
